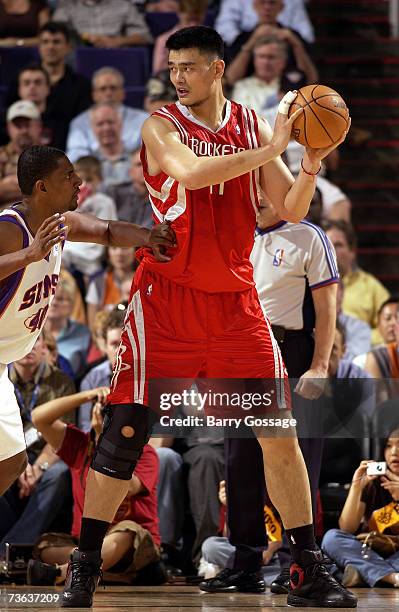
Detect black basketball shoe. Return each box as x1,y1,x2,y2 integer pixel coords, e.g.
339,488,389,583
199,568,266,593
287,549,357,608
270,566,290,594
61,549,102,608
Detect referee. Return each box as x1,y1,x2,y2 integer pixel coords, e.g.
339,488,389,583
200,199,339,594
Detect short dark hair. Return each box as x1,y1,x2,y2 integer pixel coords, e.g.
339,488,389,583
39,21,71,42
378,296,399,318
75,155,102,179
323,219,357,250
103,307,126,338
17,145,66,195
18,63,51,87
166,26,224,59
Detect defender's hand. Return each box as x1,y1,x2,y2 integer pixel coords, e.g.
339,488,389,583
26,213,67,262
148,221,177,262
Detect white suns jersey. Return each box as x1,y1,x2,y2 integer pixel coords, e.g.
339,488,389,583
0,207,62,364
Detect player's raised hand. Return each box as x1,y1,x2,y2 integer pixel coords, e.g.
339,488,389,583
27,213,67,262
305,117,352,164
148,221,177,262
270,91,304,156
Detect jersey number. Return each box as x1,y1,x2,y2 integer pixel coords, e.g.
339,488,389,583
210,183,225,195
24,305,49,333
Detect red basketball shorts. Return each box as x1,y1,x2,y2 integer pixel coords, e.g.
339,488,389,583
107,266,290,414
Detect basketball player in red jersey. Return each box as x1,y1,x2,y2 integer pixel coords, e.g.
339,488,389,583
62,27,355,608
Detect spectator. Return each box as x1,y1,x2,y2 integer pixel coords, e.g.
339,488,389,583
0,333,74,555
0,100,41,205
231,36,304,115
29,389,165,586
215,0,314,46
53,0,152,47
42,327,75,380
45,276,91,378
104,148,154,227
145,0,179,11
66,67,148,162
224,0,318,87
325,220,390,344
63,155,118,278
59,267,87,325
0,0,49,46
78,308,125,432
17,63,65,147
90,103,131,186
85,246,137,329
337,280,371,362
38,21,92,148
144,69,177,114
152,0,208,74
322,427,399,588
363,298,399,401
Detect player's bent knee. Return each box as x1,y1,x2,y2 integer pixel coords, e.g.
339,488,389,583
91,403,159,481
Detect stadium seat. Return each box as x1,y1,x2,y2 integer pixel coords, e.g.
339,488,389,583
146,12,178,38
0,47,39,87
75,47,151,87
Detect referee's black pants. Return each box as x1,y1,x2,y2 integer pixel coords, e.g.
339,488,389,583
225,330,324,572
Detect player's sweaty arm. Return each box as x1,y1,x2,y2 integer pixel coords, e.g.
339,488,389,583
64,211,176,260
141,100,303,191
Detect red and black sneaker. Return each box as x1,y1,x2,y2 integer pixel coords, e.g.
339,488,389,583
287,549,357,608
61,549,102,608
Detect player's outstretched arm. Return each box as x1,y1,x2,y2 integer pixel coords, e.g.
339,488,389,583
141,99,303,191
0,213,66,282
64,211,176,260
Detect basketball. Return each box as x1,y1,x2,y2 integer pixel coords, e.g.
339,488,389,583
288,84,349,149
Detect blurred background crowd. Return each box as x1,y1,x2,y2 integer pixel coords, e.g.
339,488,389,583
1,0,399,591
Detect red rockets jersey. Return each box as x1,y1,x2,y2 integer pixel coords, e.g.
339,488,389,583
139,100,262,293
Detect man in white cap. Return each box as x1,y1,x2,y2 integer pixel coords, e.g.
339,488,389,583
0,101,42,206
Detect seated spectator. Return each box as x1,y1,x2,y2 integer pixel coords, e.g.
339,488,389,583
0,333,74,556
53,0,152,47
38,21,92,148
63,155,118,278
200,480,282,581
337,280,371,362
215,0,314,46
29,389,165,586
231,36,305,115
144,69,177,114
0,100,41,205
152,0,208,74
224,0,318,87
322,427,399,588
17,63,67,147
104,148,153,227
42,327,75,380
363,298,399,401
90,103,131,186
325,220,390,345
0,0,49,46
45,276,91,378
78,307,125,431
66,67,148,162
86,309,109,363
59,267,86,325
86,246,137,328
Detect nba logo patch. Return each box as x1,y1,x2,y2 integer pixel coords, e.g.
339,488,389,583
146,284,153,296
273,249,284,266
235,125,241,135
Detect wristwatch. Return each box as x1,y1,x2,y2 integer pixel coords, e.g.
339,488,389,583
38,461,50,472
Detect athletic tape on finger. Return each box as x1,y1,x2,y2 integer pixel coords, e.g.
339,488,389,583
278,90,298,115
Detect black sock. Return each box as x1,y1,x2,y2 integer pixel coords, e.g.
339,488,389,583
79,517,110,553
286,523,317,565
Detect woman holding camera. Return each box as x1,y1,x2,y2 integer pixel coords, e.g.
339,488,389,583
322,428,399,588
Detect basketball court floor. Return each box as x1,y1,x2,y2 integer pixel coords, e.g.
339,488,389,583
1,586,398,611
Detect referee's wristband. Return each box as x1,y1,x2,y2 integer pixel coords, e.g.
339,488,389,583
301,158,321,176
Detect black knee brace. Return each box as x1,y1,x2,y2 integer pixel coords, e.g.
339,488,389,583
91,403,159,480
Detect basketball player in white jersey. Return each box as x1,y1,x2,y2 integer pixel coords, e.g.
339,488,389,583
0,145,175,496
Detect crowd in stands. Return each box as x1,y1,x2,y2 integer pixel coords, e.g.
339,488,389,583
1,0,399,591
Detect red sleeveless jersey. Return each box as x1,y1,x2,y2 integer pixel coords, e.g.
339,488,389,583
139,100,262,293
